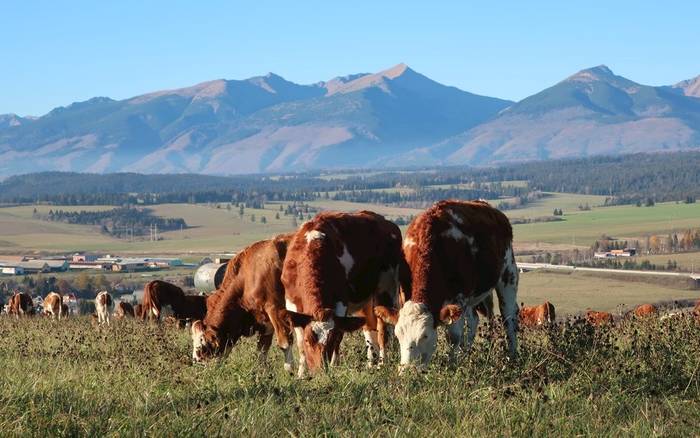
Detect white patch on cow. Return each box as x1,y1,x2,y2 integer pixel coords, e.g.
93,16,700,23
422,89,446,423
394,301,437,370
191,322,206,362
285,299,298,312
310,318,335,345
305,230,326,243
403,237,416,248
447,208,464,224
442,225,466,241
338,244,354,277
363,329,380,367
334,301,347,317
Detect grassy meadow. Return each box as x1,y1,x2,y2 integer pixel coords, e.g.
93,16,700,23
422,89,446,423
3,193,700,257
0,314,698,436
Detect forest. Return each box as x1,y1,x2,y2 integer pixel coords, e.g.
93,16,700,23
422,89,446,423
2,151,700,206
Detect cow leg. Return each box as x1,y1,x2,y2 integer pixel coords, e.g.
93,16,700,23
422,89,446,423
363,329,380,368
376,317,387,366
257,332,273,364
446,314,465,361
293,326,307,378
465,307,479,352
266,307,294,374
496,246,519,360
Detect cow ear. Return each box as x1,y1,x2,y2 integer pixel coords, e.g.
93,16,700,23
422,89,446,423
191,320,204,335
335,316,365,332
374,306,399,325
286,310,313,327
439,304,462,325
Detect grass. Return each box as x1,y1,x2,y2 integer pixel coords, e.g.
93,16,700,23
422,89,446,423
518,270,700,315
1,313,699,436
513,201,700,246
3,196,700,259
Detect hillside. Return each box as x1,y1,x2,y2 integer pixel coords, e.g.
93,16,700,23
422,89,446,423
409,66,700,165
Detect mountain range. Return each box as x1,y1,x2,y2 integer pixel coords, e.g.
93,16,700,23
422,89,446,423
1,64,699,177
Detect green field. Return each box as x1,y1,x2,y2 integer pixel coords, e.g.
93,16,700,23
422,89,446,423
2,196,700,258
1,314,698,436
519,270,700,315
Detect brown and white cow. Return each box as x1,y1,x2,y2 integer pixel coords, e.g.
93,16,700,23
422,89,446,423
8,292,34,318
519,302,555,327
115,301,136,319
95,291,113,325
141,280,207,325
395,200,519,370
43,292,64,320
191,234,295,372
282,211,404,376
633,303,658,318
585,310,614,326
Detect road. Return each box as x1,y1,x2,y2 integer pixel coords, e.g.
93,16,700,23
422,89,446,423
518,262,700,280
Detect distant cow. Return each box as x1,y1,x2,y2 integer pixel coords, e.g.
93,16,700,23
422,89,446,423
95,291,113,325
141,280,207,325
633,303,658,318
192,234,295,373
520,301,556,327
43,292,64,320
8,292,34,318
282,211,404,376
115,301,135,319
585,310,614,326
395,200,519,370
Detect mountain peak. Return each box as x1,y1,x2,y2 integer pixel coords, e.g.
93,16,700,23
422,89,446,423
380,63,411,79
324,63,418,95
673,75,700,97
566,65,616,83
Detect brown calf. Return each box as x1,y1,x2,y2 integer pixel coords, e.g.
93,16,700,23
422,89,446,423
8,292,34,318
585,310,614,326
115,301,136,319
43,292,64,320
141,280,207,324
191,234,295,373
519,301,556,327
633,303,658,318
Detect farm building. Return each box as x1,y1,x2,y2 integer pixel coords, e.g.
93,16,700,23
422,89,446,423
0,265,25,275
71,253,100,263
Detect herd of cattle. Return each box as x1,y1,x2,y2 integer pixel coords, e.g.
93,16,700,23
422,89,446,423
4,200,700,376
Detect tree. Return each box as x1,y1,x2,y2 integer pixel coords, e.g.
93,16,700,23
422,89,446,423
645,197,655,207
275,212,280,220
261,216,267,224
239,205,245,218
250,214,256,222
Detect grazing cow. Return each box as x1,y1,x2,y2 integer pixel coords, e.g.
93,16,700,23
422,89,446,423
520,301,556,327
8,292,34,318
633,303,658,318
95,291,113,325
282,211,404,376
141,280,208,324
191,234,295,372
115,301,136,319
43,292,64,320
395,200,519,370
585,310,614,326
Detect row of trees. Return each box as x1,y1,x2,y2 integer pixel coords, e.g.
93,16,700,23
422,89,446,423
34,207,187,238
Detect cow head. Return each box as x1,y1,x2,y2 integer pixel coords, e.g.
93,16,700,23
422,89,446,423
191,320,224,363
287,308,365,373
394,301,462,372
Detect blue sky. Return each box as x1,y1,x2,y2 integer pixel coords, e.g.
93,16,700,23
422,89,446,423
2,0,699,116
